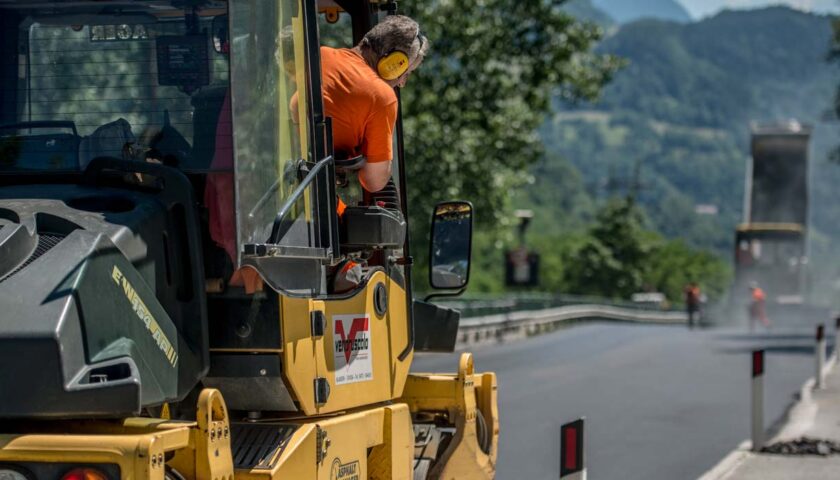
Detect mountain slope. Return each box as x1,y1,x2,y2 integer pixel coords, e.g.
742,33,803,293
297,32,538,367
591,0,692,23
596,7,835,130
562,0,615,27
535,6,840,266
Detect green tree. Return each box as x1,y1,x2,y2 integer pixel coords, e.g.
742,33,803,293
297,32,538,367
559,198,731,301
401,0,621,225
646,239,732,302
562,198,652,297
398,0,622,289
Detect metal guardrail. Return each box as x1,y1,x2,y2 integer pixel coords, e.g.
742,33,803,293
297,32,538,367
437,293,682,319
452,301,688,346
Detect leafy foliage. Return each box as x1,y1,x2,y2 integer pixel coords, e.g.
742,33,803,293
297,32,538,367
394,0,623,289
398,0,623,229
561,199,652,297
560,199,731,302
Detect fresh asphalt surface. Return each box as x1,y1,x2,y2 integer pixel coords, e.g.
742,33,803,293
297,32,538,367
412,319,826,480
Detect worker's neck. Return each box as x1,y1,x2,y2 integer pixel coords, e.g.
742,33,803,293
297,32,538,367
353,45,379,72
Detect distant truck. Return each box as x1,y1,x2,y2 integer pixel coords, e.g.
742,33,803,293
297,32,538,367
734,122,809,309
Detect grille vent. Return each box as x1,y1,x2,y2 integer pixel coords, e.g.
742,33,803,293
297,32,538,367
0,233,65,284
231,423,298,470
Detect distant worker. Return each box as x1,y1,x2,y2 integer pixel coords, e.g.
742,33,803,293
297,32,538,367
748,282,771,330
319,14,428,192
684,282,701,328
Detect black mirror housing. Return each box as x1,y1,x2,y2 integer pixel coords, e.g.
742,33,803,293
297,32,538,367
428,201,473,291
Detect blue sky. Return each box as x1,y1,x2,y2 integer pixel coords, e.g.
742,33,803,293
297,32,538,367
680,0,840,18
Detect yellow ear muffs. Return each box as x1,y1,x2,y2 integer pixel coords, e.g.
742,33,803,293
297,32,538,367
377,50,410,80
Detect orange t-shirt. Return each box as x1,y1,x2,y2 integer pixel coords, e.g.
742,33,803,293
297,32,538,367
320,47,398,163
752,288,766,301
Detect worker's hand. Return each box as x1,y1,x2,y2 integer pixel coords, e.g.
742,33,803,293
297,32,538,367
359,160,393,192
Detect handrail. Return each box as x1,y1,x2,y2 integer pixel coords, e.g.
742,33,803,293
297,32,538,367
267,155,333,244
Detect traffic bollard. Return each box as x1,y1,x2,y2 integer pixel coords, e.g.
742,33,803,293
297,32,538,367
751,350,764,452
817,324,826,390
560,418,585,480
835,317,840,362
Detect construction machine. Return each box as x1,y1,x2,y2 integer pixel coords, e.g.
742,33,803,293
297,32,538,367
734,122,810,306
0,1,499,478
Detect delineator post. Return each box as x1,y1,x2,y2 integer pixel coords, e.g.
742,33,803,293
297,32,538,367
751,349,764,452
560,418,586,480
817,324,826,390
834,317,840,362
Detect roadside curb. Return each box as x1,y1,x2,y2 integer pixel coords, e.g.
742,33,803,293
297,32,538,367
696,354,837,479
696,440,751,480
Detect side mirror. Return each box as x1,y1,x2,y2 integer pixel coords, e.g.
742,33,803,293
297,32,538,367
429,201,473,290
212,15,229,54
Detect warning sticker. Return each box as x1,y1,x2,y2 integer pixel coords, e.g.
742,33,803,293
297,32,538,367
333,314,373,385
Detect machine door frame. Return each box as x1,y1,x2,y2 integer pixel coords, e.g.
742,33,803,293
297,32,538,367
233,0,338,297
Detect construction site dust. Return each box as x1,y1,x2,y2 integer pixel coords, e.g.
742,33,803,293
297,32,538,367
705,121,840,330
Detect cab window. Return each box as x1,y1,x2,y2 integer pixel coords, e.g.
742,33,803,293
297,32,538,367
1,4,231,172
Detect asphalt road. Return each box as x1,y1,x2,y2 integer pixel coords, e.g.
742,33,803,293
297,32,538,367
413,321,826,480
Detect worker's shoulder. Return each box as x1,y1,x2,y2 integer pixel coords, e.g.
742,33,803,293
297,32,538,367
366,76,398,107
321,47,396,105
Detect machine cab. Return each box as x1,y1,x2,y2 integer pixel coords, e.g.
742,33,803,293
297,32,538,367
0,0,472,418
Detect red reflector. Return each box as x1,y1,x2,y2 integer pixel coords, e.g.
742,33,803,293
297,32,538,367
560,418,584,477
564,427,578,470
752,350,764,377
61,468,109,480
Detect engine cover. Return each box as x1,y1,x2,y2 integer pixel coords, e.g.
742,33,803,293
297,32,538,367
0,182,205,417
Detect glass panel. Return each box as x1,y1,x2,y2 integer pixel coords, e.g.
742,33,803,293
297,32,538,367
230,0,312,255
1,2,231,172
430,202,473,289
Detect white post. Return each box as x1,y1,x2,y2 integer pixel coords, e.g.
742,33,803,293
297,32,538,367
751,350,764,452
817,324,826,390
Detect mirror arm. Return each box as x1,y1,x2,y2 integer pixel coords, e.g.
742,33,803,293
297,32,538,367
268,155,333,244
423,287,467,303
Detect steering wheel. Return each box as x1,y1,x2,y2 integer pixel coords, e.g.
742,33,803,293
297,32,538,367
334,154,366,172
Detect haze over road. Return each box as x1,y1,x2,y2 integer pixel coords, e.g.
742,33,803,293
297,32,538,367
413,321,822,480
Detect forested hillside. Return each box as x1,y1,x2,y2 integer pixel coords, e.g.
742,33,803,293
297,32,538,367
591,0,692,23
528,6,840,302
562,0,615,27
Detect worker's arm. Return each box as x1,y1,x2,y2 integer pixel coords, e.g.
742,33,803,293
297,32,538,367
359,95,397,192
359,160,392,192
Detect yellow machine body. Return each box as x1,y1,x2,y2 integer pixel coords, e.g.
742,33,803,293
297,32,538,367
0,355,498,479
275,272,412,416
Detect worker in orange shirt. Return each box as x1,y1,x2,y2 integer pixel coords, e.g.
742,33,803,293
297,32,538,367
321,15,428,193
319,15,427,292
206,16,428,293
749,282,771,330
